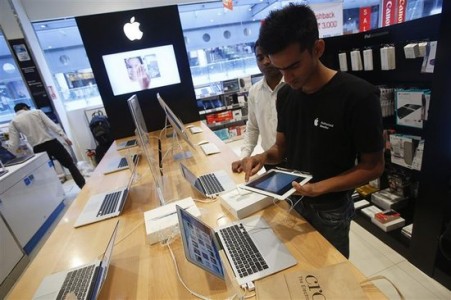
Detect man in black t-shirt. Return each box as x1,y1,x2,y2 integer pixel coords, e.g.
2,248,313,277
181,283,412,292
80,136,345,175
235,4,384,258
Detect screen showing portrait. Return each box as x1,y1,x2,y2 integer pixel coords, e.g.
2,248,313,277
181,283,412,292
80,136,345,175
102,45,181,96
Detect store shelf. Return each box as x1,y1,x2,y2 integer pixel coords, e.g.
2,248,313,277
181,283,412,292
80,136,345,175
199,103,245,115
206,117,247,130
353,211,411,258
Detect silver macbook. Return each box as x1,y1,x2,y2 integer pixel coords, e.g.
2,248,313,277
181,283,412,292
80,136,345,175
176,206,297,286
103,153,139,175
116,139,138,151
74,155,139,227
33,220,119,300
180,162,236,197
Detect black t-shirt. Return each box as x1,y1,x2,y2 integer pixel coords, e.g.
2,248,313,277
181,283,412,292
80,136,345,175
277,72,383,203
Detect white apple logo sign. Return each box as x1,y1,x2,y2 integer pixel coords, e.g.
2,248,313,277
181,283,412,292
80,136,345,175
123,17,143,41
314,118,319,126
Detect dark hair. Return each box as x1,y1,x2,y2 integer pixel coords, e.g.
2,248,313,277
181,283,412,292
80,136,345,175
259,4,319,55
14,103,30,112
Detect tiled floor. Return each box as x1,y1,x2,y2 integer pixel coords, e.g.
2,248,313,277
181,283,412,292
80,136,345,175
11,139,451,299
227,138,451,300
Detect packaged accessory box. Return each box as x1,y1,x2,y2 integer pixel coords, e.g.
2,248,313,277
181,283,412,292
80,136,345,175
395,89,430,128
389,134,424,170
371,188,408,210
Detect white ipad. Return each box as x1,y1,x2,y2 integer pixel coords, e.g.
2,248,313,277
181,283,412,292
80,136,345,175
240,169,312,200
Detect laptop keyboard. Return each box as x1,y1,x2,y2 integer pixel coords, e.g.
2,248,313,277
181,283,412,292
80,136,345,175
57,264,96,300
97,191,122,216
199,173,224,195
219,224,269,278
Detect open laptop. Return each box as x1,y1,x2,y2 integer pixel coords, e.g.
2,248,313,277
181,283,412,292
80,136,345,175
397,103,422,119
33,220,120,300
74,155,139,228
103,153,139,175
115,139,138,151
0,144,35,167
180,162,236,197
176,206,297,286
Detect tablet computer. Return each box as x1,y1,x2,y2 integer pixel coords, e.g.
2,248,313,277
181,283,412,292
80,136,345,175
240,169,312,200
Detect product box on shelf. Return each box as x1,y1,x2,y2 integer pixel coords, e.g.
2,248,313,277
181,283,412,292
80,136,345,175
371,216,405,232
232,109,243,120
389,134,424,170
354,199,371,210
228,125,246,138
361,205,383,218
401,223,413,239
213,128,230,141
374,209,401,223
387,172,411,198
356,184,379,198
395,89,430,128
371,188,408,210
205,110,233,124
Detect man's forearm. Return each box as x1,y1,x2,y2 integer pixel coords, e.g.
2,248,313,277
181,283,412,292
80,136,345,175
258,144,284,165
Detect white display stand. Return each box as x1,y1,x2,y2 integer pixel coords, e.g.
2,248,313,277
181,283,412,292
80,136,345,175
0,153,65,254
0,214,23,285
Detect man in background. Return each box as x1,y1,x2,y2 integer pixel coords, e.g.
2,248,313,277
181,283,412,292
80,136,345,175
7,103,85,189
231,40,284,172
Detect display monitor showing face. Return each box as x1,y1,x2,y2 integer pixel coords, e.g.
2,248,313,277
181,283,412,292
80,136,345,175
103,45,181,96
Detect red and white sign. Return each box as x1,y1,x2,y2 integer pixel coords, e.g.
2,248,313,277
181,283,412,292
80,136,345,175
397,0,408,23
311,2,343,37
382,0,396,27
359,7,372,32
223,0,233,11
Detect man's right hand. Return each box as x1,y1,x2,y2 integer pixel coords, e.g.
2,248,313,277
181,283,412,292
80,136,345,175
241,153,266,182
231,160,243,173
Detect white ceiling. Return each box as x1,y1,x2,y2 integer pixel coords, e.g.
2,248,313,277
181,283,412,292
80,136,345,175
18,0,380,21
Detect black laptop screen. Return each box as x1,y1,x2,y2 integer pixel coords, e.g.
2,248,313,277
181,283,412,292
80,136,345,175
0,144,16,164
177,206,225,279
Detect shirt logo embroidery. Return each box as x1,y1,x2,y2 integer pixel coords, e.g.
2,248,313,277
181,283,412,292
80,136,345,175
314,118,334,130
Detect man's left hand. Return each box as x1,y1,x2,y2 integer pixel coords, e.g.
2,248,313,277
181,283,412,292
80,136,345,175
292,182,321,197
64,138,73,146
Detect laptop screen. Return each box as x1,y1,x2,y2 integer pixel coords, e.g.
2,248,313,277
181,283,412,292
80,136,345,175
92,220,120,298
180,163,205,194
176,205,225,280
0,144,16,164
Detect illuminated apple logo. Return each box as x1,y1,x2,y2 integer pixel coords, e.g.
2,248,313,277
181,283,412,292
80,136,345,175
314,118,319,126
123,17,143,41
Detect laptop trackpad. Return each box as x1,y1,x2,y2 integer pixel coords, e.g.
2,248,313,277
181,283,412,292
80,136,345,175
33,272,65,299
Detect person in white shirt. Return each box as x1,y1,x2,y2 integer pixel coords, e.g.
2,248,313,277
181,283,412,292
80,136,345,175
232,40,285,172
8,103,85,188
